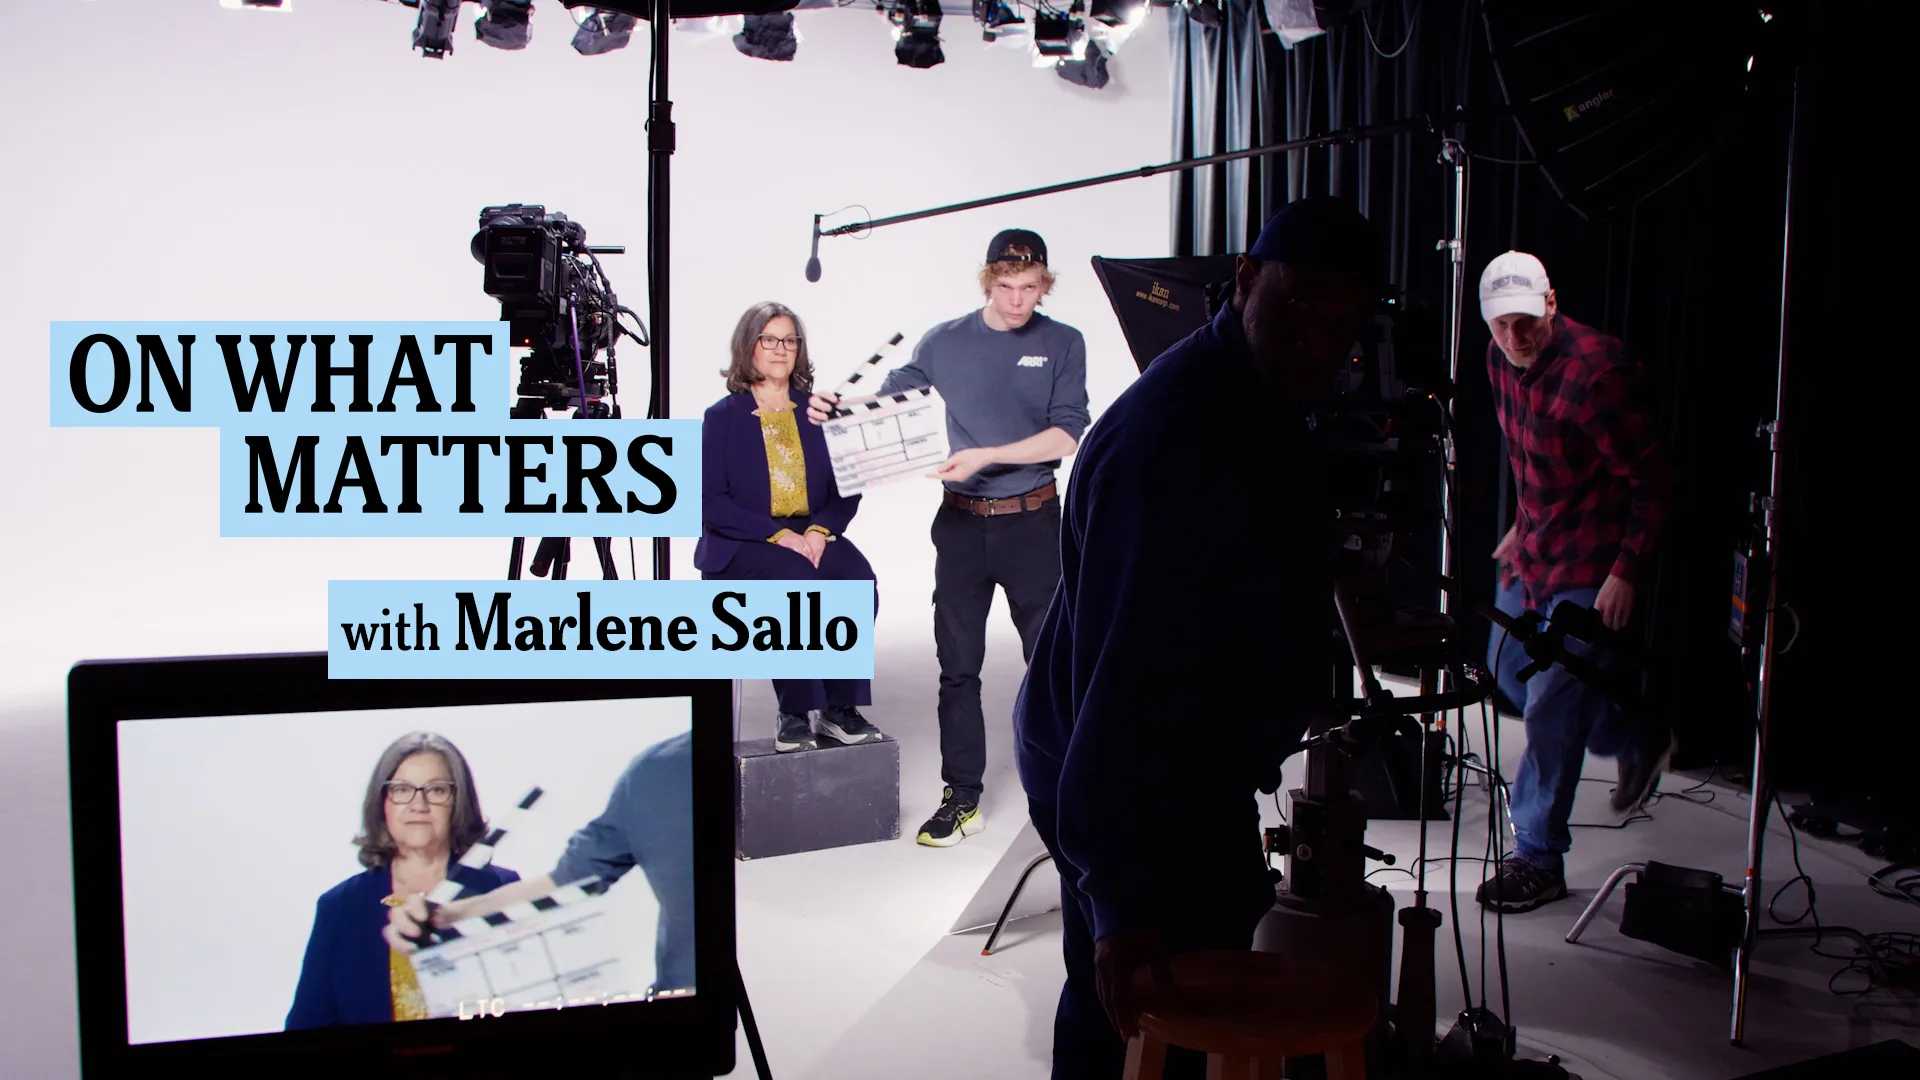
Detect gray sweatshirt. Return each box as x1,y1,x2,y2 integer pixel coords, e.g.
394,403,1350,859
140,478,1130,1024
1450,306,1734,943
877,309,1092,499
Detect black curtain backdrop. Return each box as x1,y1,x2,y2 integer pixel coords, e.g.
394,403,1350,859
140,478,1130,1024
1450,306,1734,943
1165,0,1915,798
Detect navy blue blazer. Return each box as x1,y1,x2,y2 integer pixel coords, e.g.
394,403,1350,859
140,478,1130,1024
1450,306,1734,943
285,862,520,1030
694,387,861,575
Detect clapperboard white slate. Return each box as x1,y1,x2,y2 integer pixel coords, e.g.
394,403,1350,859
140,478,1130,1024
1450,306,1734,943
823,387,949,495
409,878,637,1017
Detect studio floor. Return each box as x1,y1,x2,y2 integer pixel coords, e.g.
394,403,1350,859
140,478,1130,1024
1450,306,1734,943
1,614,1915,1078
728,618,1920,1080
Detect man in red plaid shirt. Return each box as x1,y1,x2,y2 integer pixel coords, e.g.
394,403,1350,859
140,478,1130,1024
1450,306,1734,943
1476,250,1676,913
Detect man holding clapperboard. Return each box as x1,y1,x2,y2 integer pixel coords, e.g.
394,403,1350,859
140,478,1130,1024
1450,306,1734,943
807,229,1091,850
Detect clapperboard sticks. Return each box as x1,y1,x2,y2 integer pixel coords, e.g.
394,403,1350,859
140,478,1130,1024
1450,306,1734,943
827,332,905,405
428,877,612,945
409,785,542,946
829,384,938,421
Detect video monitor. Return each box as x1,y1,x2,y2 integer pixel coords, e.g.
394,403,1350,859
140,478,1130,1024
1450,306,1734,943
68,653,736,1078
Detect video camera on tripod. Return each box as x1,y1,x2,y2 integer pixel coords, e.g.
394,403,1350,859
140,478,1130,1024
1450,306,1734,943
471,204,647,581
470,203,645,419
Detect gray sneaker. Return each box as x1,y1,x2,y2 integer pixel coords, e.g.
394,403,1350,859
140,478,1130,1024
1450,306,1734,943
774,712,816,753
817,706,882,745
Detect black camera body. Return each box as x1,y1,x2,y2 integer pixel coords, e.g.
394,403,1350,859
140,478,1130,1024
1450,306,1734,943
471,203,623,418
1318,301,1447,586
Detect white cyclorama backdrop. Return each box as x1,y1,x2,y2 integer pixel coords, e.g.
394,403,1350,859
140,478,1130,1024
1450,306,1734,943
0,1,1173,706
115,698,689,1046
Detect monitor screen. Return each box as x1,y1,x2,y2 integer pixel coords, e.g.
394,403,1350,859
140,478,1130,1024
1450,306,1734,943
69,655,735,1078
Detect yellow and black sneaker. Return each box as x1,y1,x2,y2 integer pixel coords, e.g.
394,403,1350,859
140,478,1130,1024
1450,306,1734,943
915,787,984,848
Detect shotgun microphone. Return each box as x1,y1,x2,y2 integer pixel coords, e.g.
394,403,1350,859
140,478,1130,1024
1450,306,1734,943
805,214,822,282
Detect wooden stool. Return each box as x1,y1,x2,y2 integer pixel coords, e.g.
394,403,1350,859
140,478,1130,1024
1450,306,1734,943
1122,950,1376,1080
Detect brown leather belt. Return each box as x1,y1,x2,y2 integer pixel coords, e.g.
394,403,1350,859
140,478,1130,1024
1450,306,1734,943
944,480,1057,517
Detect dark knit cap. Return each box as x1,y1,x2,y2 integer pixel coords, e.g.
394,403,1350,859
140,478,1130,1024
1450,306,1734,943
1247,197,1384,292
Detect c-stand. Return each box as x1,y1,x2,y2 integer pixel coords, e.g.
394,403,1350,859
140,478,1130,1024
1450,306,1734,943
1258,554,1616,1078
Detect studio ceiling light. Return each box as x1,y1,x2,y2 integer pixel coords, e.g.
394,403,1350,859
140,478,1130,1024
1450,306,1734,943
409,0,463,57
973,0,1025,40
571,7,638,52
889,0,945,68
735,11,799,59
1029,7,1081,67
475,0,534,48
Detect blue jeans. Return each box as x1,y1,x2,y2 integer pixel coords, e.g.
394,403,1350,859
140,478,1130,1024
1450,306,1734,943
1488,577,1661,871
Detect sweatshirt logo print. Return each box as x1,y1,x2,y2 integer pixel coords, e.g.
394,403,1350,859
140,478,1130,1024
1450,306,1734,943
1018,355,1049,367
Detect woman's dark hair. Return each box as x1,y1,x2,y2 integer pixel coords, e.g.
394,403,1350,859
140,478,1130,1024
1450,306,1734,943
352,731,488,870
722,301,814,395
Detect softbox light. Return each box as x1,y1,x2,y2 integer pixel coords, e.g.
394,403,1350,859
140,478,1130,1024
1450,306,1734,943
1089,255,1240,372
1481,0,1769,220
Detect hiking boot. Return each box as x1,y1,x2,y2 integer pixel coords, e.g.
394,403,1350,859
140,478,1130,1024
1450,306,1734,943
1475,856,1569,913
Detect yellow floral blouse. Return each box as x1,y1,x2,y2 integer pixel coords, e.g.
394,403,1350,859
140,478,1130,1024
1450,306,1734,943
382,892,428,1021
754,398,833,545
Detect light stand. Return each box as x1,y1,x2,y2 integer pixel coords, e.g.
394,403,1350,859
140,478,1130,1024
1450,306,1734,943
1553,62,1896,1048
645,0,672,584
633,7,767,1072
1721,58,1877,1048
1432,136,1500,800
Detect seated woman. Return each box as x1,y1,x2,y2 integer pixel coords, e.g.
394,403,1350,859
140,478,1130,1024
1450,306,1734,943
696,301,884,753
285,732,519,1028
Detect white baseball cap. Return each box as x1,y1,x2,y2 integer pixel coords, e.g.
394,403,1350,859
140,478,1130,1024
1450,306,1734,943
1479,251,1551,322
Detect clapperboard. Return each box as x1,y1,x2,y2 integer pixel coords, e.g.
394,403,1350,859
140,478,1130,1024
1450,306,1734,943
408,877,633,1017
822,332,949,495
404,786,640,1016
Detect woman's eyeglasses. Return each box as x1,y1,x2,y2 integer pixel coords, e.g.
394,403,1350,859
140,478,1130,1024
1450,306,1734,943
385,780,456,806
757,335,802,353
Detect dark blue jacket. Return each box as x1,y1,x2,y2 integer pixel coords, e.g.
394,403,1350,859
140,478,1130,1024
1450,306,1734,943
1012,300,1335,943
694,388,861,575
285,862,520,1029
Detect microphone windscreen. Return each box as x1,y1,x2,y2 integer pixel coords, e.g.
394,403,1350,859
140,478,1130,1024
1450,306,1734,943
805,257,821,283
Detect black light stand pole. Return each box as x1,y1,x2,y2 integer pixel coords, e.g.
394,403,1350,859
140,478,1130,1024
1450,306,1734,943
1730,64,1799,1050
1387,132,1466,1080
638,7,767,1075
1721,42,1881,1052
647,0,672,584
1435,136,1468,628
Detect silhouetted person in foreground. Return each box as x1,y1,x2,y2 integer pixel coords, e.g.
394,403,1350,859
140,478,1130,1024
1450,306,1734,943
1013,198,1382,1080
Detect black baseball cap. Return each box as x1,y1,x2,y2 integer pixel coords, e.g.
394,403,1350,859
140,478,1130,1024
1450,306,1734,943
986,229,1047,266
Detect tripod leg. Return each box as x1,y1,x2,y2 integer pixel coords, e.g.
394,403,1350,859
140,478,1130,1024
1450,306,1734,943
736,961,773,1080
532,537,571,580
508,537,525,580
593,536,619,579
